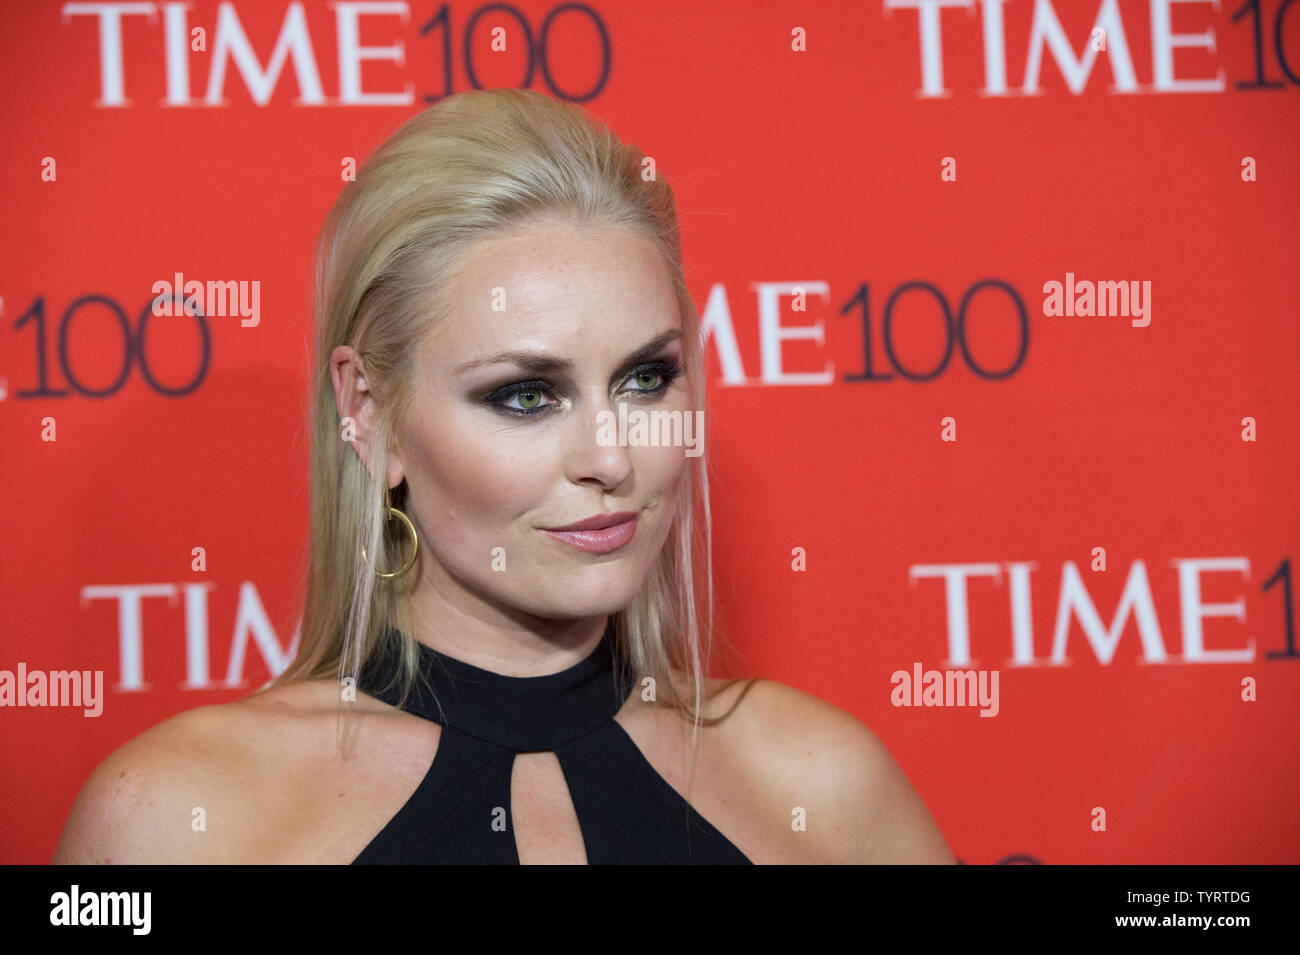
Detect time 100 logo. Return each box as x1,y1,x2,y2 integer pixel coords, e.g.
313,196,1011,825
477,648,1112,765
11,294,210,398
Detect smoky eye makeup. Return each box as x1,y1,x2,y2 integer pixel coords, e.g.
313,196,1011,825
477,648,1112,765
482,355,685,418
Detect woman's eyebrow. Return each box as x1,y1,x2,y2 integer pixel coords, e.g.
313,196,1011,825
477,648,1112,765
455,329,684,375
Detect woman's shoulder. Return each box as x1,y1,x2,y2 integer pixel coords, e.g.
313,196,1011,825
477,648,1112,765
686,674,957,864
53,696,254,863
51,678,409,864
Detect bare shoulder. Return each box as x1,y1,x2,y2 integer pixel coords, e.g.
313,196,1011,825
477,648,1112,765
723,679,957,864
53,697,259,864
662,666,761,720
52,679,397,864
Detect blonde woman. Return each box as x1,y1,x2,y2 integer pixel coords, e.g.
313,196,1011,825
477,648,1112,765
54,88,955,865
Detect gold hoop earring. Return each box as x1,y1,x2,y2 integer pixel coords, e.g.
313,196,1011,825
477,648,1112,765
361,488,419,579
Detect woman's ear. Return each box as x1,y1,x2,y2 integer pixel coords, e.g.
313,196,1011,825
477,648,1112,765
329,345,405,487
385,445,405,492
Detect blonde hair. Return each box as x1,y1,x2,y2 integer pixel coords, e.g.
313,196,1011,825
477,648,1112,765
273,88,743,751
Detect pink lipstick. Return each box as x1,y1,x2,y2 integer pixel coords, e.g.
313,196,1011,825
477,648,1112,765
542,511,639,554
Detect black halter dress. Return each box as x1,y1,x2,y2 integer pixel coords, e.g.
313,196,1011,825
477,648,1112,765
350,625,753,864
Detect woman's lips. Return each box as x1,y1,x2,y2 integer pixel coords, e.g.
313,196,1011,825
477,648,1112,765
542,515,638,554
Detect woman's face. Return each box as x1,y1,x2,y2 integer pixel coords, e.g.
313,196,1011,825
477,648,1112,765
390,218,694,624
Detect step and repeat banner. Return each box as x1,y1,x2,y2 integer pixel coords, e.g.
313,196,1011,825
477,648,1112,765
1,0,1296,864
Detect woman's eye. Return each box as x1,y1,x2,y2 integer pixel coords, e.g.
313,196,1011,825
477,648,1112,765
622,361,683,396
497,385,556,415
629,370,664,391
487,361,682,418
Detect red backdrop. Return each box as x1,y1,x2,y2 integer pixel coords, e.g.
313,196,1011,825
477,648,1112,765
2,0,1297,864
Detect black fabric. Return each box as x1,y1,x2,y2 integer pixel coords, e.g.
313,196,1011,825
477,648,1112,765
350,624,753,864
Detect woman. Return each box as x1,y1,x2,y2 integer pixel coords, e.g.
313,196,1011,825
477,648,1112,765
54,88,954,864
